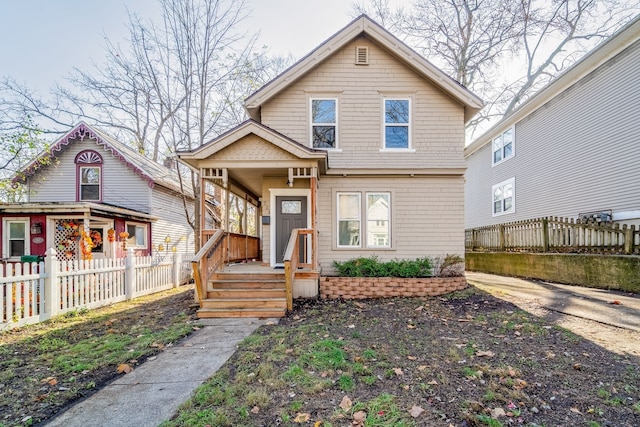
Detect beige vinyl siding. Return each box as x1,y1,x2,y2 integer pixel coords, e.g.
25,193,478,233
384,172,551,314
28,138,152,212
261,37,466,170
465,39,640,228
318,176,465,275
150,186,195,255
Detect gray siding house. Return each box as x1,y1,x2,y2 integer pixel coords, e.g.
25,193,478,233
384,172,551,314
465,15,640,229
178,15,483,282
1,122,195,262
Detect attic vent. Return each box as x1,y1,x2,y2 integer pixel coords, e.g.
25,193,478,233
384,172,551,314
355,46,369,65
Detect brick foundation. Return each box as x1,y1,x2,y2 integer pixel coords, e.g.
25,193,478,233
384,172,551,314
320,276,467,299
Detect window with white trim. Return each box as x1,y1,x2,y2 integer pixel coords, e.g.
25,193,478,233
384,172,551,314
337,192,392,248
366,193,390,248
75,150,103,201
3,219,29,259
311,98,337,149
492,127,514,165
337,193,360,247
492,178,515,216
126,223,148,248
384,98,410,149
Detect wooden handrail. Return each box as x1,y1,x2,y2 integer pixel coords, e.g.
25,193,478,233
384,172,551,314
283,228,314,311
191,229,225,302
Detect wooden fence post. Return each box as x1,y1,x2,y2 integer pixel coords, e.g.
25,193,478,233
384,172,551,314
125,248,136,300
172,252,182,288
624,224,633,254
498,225,505,251
542,217,549,252
43,247,59,320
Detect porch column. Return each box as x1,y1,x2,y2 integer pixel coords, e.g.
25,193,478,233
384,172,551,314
199,171,206,246
310,169,318,270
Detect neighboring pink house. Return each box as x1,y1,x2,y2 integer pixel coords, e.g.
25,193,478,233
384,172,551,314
1,122,195,263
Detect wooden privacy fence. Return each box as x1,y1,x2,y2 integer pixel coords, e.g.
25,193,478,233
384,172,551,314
466,216,640,254
1,247,193,330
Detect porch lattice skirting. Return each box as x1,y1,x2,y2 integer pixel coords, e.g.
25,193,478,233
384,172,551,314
320,277,467,299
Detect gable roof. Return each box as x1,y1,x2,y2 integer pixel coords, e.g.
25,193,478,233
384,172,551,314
14,122,191,196
465,14,640,157
244,14,484,124
176,119,328,171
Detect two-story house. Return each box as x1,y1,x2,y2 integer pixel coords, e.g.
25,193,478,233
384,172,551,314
0,122,195,262
464,15,640,229
176,15,482,316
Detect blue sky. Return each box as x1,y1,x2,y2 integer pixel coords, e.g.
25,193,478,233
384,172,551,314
0,0,406,93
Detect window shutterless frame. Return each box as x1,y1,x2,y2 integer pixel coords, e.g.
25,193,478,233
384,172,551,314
492,127,515,166
310,98,338,149
492,177,515,216
336,192,361,248
382,98,411,150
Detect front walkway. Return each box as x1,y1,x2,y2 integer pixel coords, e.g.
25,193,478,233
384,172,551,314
44,318,277,427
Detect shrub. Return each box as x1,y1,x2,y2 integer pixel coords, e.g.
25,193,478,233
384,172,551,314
333,256,433,278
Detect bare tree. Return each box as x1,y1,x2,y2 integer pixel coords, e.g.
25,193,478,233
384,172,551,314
354,0,640,138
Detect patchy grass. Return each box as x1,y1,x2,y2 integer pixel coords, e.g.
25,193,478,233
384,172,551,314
163,288,640,426
0,286,198,426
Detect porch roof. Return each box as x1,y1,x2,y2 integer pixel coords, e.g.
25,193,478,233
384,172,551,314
0,202,158,222
176,120,328,196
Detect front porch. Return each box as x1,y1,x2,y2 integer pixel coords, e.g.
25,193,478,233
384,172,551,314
192,231,320,318
177,121,328,318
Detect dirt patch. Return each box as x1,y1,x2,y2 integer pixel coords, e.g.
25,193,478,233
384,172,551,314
166,286,640,427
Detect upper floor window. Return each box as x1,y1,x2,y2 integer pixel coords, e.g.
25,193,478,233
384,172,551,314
3,218,29,259
75,150,103,202
492,127,514,165
384,98,410,149
492,178,515,216
311,98,337,149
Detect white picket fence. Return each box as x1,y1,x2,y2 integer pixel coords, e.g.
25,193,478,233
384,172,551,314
1,247,193,330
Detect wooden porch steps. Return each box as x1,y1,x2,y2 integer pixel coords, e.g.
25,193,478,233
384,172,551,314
197,271,287,318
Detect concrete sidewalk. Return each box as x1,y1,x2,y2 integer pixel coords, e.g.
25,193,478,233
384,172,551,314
466,271,640,332
44,317,277,427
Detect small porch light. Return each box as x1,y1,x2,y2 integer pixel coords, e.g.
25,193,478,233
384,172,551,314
31,222,43,235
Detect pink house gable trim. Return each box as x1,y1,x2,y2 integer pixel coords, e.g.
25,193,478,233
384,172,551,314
13,123,155,188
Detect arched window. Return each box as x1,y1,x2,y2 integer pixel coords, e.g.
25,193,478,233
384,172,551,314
75,150,103,202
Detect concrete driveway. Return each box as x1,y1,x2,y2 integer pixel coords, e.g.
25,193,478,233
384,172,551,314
465,271,640,358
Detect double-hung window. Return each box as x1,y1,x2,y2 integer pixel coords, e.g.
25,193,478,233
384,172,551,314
492,127,514,165
3,219,29,259
337,192,391,248
75,150,103,201
311,98,337,149
492,178,515,216
384,98,410,149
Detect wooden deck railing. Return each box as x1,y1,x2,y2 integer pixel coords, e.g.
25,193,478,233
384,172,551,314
191,229,226,302
227,232,260,262
283,228,315,311
466,216,640,254
192,230,261,302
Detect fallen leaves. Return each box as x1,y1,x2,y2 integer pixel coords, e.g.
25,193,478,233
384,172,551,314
339,395,353,411
117,363,133,374
293,413,310,423
409,405,425,418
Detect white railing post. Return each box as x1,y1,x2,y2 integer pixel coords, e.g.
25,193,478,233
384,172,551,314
43,247,59,320
125,248,136,300
172,252,181,288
